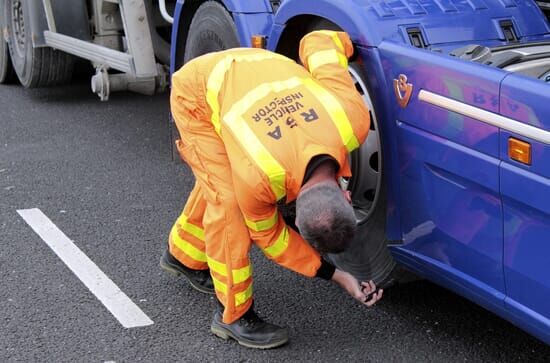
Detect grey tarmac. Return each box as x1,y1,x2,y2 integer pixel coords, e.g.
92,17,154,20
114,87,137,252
1,80,548,362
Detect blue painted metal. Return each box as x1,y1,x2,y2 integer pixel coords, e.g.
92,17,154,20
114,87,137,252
501,73,550,132
393,120,504,291
391,245,550,344
232,13,274,47
379,41,505,294
170,0,550,345
500,162,550,343
500,74,550,180
218,0,272,13
270,0,550,48
169,0,185,75
390,246,507,321
380,41,503,156
498,73,550,343
270,0,375,47
356,45,404,241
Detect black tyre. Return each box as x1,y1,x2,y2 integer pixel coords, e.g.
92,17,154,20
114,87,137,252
5,0,74,88
0,7,17,84
183,1,240,62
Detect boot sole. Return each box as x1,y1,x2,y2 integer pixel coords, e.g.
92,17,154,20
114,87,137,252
159,255,215,295
210,324,289,349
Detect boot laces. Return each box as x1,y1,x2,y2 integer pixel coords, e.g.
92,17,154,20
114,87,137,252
192,269,210,284
241,309,265,328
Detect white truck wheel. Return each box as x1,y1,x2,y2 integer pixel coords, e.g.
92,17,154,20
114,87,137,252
5,0,74,88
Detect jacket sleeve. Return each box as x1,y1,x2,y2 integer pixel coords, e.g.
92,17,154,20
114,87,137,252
234,174,324,278
298,30,370,147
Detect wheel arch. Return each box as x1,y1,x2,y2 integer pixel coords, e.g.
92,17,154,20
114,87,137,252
270,9,404,242
267,0,379,53
272,14,333,61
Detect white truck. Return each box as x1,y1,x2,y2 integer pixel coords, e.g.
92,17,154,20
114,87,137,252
0,0,175,100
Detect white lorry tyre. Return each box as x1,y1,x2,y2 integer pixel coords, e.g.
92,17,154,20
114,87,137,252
4,0,74,88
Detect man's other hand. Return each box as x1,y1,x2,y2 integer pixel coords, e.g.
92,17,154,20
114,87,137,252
332,269,383,307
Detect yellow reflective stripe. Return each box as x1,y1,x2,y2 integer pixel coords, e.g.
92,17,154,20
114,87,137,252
212,275,228,294
213,276,252,306
317,30,345,53
302,78,360,152
308,49,348,73
206,57,232,135
263,225,290,258
207,256,226,277
232,265,252,284
171,226,207,262
206,52,293,136
224,115,287,199
178,214,205,241
235,284,253,306
224,78,304,200
207,256,252,284
245,210,278,232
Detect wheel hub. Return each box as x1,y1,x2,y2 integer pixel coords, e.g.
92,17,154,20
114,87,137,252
11,0,25,57
347,66,382,225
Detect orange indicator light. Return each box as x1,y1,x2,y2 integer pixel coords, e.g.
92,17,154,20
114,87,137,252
508,138,531,165
251,35,266,49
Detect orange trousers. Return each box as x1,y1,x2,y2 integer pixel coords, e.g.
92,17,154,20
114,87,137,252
169,100,254,324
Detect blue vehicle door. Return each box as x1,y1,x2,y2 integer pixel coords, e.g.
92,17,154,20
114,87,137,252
379,42,506,308
499,74,550,335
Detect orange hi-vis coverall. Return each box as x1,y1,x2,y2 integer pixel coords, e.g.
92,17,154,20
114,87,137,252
169,31,370,324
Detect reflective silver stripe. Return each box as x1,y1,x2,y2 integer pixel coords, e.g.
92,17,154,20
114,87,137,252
418,90,550,145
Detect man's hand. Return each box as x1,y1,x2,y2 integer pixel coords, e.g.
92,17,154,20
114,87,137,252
332,269,383,307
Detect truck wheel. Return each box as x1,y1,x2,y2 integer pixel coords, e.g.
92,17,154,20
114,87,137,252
345,65,384,226
302,20,400,287
326,64,398,287
183,1,240,62
5,0,74,88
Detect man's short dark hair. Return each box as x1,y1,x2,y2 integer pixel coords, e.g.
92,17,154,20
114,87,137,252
295,182,357,254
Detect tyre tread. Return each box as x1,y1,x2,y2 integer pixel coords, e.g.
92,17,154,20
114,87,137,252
183,1,240,63
5,0,74,88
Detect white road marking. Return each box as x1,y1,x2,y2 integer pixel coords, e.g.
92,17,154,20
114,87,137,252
17,208,154,328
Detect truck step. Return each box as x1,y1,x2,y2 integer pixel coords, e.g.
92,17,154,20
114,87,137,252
44,31,134,74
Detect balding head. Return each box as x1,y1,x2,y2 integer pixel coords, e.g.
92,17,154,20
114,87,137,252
295,181,357,254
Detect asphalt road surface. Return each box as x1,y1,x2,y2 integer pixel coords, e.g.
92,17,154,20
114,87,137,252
1,80,549,362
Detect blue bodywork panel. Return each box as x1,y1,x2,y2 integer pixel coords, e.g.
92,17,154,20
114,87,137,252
271,0,550,47
499,74,550,343
171,0,550,345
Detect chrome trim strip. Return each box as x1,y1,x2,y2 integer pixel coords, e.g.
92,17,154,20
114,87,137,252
418,90,550,145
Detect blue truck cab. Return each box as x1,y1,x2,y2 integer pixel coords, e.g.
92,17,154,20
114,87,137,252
170,0,550,345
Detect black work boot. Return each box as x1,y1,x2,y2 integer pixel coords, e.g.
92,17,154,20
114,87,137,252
159,249,215,294
210,307,289,349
